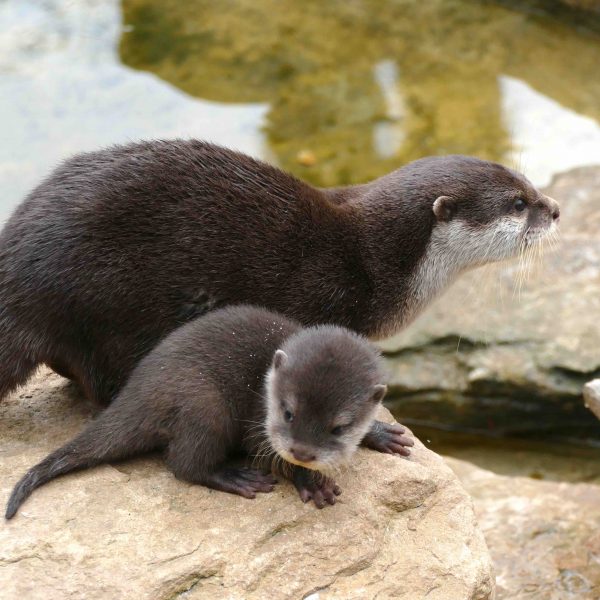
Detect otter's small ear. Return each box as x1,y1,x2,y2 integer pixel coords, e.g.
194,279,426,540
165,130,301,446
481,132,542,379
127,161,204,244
433,196,457,222
371,384,387,403
273,350,288,369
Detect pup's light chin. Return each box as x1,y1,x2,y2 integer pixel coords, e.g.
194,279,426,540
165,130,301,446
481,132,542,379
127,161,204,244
276,449,322,471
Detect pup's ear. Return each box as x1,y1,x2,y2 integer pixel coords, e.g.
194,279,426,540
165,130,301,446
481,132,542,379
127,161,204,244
273,349,288,369
371,384,387,403
433,195,457,222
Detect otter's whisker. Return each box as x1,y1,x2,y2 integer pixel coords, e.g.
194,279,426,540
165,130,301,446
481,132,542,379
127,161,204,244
514,226,533,300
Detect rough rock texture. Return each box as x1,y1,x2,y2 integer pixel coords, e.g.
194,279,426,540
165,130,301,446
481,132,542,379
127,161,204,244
0,370,493,600
447,457,600,600
583,379,600,420
382,166,600,441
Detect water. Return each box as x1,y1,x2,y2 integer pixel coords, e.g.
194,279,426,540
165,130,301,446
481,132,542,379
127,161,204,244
1,0,600,223
414,425,600,483
0,0,269,222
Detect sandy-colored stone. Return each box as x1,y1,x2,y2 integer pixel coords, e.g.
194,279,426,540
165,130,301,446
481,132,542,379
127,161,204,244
583,379,600,420
382,167,600,440
0,370,493,600
446,457,600,600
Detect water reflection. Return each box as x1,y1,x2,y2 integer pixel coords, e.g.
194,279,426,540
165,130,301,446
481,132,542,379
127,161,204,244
372,60,406,159
120,0,600,186
500,75,600,185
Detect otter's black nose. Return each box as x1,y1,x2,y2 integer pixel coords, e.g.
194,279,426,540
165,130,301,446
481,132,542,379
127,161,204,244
544,195,560,222
290,447,316,462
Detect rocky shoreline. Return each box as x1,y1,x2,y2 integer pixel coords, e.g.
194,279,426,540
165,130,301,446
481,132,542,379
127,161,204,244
2,165,599,597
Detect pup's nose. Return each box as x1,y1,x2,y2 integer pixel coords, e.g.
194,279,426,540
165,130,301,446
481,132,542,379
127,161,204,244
290,447,316,463
552,207,560,221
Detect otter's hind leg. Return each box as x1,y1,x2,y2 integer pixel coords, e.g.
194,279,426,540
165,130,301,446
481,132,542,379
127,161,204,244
47,359,75,381
79,340,152,405
165,392,276,499
0,314,39,401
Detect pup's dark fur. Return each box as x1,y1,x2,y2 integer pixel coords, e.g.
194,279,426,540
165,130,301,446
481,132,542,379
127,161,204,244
5,305,411,519
0,140,559,404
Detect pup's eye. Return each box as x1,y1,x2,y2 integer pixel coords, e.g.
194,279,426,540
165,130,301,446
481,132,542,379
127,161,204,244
514,198,527,212
283,409,294,423
331,426,344,436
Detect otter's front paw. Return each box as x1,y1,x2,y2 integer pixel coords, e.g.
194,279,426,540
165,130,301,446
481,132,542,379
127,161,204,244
205,467,277,499
361,420,414,457
292,467,341,509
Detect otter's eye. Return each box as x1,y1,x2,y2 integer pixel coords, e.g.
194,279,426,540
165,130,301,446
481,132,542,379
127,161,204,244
283,409,294,423
331,426,344,436
514,198,527,212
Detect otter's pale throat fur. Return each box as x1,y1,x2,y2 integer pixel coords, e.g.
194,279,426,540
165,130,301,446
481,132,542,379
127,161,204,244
0,141,560,404
5,306,413,519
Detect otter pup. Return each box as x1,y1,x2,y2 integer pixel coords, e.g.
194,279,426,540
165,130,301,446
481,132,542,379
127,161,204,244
5,305,412,519
0,141,560,404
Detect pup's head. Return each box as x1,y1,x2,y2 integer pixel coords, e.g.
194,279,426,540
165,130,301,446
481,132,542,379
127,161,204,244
264,326,386,473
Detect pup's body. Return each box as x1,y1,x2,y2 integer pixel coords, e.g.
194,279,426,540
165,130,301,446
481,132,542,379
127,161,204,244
0,141,559,405
6,305,411,519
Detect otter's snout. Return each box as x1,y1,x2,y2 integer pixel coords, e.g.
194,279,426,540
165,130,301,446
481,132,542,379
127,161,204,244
544,195,560,222
290,445,317,463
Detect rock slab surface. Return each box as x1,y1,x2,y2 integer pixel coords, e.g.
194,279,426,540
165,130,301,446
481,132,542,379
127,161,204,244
1,370,494,600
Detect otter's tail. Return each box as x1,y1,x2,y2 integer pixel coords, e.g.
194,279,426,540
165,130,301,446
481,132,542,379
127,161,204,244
5,444,85,519
5,403,156,519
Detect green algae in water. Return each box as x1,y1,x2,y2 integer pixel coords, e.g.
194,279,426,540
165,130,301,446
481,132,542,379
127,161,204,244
119,0,600,186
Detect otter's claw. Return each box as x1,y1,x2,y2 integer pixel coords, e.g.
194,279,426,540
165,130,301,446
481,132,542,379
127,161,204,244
292,467,341,509
205,467,277,499
361,420,414,457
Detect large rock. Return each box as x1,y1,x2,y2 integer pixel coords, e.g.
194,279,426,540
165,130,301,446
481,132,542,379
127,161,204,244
0,370,494,600
382,166,600,442
447,457,600,599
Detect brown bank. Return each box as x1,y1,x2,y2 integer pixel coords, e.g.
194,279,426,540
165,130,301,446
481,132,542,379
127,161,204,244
0,370,494,600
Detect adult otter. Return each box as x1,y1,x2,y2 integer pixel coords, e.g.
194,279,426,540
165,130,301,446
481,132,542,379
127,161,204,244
5,305,412,519
0,141,559,404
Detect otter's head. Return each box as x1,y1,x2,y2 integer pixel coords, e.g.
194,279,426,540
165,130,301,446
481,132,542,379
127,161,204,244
264,326,386,473
425,156,560,266
356,156,561,337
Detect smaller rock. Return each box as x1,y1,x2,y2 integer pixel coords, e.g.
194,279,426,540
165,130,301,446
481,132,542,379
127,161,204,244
446,457,600,599
583,379,600,420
